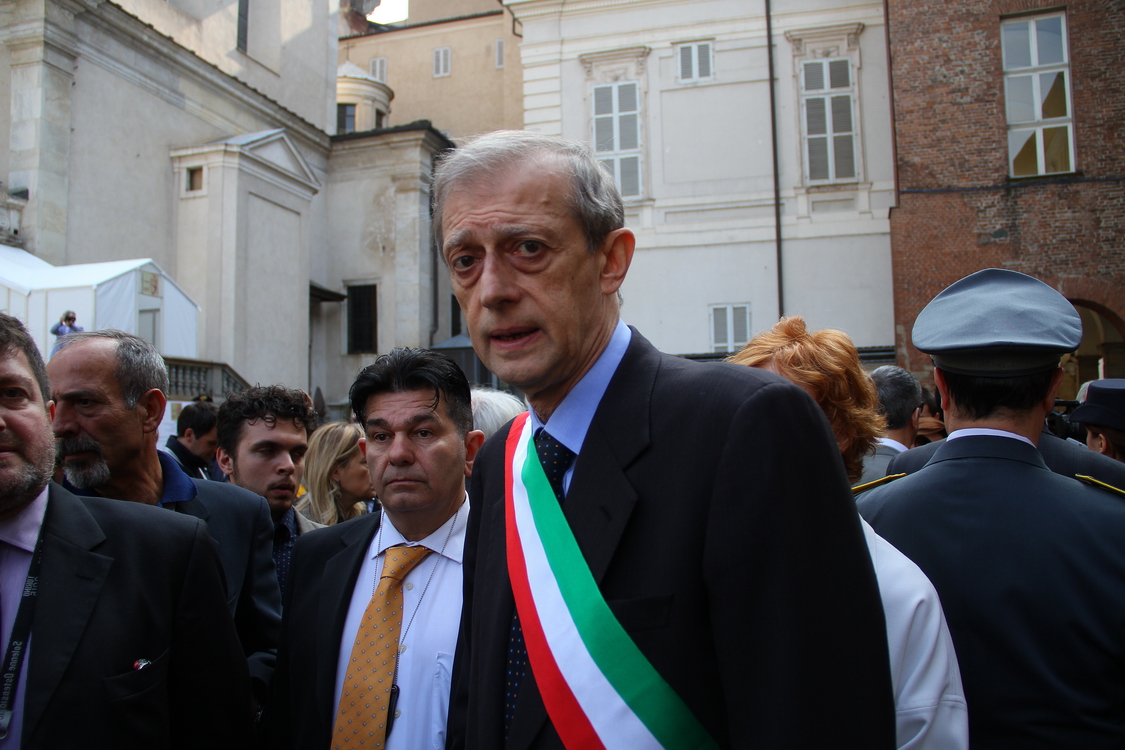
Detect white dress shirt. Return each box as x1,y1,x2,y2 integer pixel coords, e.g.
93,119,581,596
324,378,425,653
946,427,1035,447
333,498,468,750
861,518,969,749
876,436,912,454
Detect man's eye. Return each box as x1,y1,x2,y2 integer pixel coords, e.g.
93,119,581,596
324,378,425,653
1,388,27,401
416,429,434,438
515,241,543,255
451,254,477,270
370,433,389,442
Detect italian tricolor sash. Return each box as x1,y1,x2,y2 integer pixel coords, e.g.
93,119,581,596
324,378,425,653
504,412,718,750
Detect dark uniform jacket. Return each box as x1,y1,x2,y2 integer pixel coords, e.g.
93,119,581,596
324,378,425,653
860,436,1125,749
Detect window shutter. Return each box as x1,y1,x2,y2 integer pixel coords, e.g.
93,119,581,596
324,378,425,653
370,57,386,82
712,308,728,351
697,43,712,78
732,306,749,346
619,157,640,197
680,45,694,79
829,59,850,89
804,61,824,91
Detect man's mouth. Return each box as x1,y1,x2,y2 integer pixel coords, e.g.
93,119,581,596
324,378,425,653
491,327,538,343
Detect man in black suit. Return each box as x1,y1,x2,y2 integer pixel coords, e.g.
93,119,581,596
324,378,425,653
858,269,1125,748
436,131,894,748
46,330,282,706
263,347,483,749
0,313,252,748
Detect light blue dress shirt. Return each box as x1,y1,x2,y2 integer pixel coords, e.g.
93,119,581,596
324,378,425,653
528,320,631,495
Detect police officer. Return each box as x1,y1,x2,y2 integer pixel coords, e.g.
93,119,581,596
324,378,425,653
858,268,1125,750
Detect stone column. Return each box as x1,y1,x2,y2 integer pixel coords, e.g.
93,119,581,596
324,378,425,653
6,0,81,264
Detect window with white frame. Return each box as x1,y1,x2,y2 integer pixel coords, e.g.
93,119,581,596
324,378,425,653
592,82,642,198
1001,13,1073,176
433,47,451,77
710,304,750,354
800,58,857,182
678,42,713,82
370,57,387,82
495,40,505,69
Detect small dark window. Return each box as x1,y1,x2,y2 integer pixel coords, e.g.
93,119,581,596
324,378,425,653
187,167,203,191
450,294,462,336
337,104,356,135
348,284,377,354
375,110,385,129
237,0,249,51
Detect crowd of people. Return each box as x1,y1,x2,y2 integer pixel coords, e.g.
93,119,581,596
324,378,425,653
1,130,1124,750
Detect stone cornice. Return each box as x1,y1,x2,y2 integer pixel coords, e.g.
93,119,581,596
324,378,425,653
74,1,330,154
784,23,864,56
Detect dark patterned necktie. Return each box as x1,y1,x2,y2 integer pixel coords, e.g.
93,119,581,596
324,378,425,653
504,429,575,738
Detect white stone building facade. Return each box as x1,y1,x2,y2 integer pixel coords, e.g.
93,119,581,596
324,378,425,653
506,0,896,355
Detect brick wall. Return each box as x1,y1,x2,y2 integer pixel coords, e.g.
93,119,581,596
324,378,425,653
887,0,1125,379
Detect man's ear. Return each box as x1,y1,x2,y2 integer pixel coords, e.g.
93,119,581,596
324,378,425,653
463,429,486,478
182,427,196,443
138,389,167,434
598,228,635,296
216,447,235,478
1041,368,1066,414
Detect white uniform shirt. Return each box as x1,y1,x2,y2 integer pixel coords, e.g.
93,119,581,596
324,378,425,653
862,518,969,749
333,499,468,750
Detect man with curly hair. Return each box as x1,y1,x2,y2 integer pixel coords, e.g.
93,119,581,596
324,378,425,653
218,386,321,593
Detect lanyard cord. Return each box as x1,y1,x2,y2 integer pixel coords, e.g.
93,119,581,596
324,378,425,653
0,530,45,739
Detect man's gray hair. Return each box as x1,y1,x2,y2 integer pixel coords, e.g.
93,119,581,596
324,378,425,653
870,365,923,430
432,130,625,255
470,385,526,440
55,330,169,408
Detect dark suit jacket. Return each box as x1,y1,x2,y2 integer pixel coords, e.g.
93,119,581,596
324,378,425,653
886,431,1125,487
23,484,252,749
859,436,1125,749
177,479,282,692
261,513,382,749
447,330,896,749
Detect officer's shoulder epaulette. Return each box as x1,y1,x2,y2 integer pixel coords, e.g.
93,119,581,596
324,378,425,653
1075,474,1125,499
852,473,907,495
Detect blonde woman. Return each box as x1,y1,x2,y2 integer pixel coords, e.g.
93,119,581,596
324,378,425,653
296,422,376,525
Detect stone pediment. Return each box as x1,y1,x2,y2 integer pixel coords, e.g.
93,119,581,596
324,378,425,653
221,129,320,190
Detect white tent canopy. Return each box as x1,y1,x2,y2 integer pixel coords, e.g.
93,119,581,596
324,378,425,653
0,244,199,359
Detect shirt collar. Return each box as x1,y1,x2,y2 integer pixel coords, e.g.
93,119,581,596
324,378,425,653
375,495,470,565
947,427,1036,448
0,485,49,553
156,451,200,507
875,436,910,453
528,319,631,455
276,506,298,534
65,451,199,507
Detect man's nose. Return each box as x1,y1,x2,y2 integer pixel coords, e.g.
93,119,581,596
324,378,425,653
51,402,76,437
386,434,414,465
478,254,520,309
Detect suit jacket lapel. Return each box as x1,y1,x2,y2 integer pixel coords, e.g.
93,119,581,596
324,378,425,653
315,514,381,721
563,328,655,583
24,486,113,740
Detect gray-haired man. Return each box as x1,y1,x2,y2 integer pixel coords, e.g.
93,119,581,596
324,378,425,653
47,330,282,709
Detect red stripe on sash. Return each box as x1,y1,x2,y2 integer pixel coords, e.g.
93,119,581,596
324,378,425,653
504,414,602,749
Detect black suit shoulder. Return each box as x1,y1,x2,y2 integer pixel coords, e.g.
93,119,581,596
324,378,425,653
27,484,253,749
182,478,282,692
262,512,383,749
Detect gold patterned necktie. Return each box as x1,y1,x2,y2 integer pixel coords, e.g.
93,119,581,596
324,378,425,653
333,544,433,749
